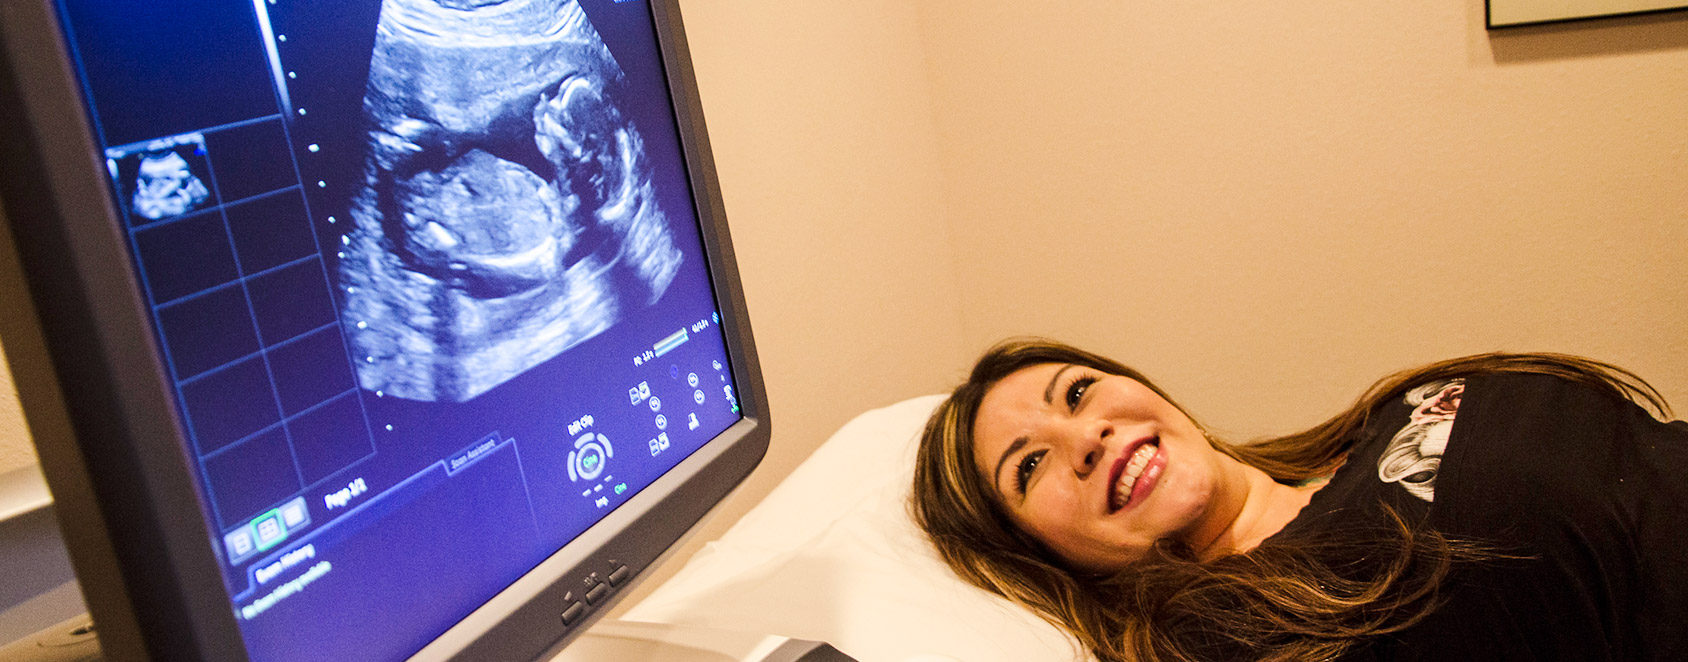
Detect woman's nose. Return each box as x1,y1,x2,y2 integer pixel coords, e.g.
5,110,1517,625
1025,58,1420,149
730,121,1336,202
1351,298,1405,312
1067,419,1112,477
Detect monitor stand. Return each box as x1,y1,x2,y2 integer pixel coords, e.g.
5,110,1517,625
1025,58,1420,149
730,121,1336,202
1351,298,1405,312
1,467,857,662
1,613,859,662
0,466,94,662
548,620,856,662
0,612,96,662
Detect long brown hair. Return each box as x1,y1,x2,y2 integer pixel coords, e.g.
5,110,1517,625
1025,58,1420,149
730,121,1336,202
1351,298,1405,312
909,338,1668,662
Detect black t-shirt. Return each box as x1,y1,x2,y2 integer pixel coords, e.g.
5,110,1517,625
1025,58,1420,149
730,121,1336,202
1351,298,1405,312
1270,373,1688,661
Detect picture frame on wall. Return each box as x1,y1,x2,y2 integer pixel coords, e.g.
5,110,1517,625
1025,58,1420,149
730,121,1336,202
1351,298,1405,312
1488,0,1688,27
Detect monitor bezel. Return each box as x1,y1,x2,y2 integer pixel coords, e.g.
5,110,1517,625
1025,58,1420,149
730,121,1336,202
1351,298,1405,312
0,0,769,659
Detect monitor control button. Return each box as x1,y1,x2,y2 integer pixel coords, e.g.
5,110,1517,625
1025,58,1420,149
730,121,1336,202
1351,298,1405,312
561,602,586,626
608,565,631,586
585,583,610,605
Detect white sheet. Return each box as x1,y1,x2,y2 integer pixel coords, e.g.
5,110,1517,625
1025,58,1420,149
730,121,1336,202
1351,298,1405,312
625,395,1089,662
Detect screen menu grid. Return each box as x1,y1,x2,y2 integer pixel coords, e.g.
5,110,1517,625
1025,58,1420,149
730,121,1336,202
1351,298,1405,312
105,116,381,553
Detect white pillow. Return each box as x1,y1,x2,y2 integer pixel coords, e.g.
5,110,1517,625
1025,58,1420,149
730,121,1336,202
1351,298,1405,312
625,396,1088,662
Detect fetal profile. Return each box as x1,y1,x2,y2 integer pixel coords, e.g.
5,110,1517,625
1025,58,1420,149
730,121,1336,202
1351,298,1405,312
340,0,684,403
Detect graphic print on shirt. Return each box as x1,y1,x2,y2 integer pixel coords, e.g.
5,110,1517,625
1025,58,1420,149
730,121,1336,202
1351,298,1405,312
1376,379,1465,502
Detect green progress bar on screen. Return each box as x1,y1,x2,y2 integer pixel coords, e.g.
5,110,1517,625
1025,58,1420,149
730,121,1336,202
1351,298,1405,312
654,328,689,357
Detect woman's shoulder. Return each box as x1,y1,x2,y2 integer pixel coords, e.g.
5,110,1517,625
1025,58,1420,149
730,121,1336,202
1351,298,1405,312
1316,371,1644,512
1280,369,1683,536
1369,370,1675,484
1429,370,1688,532
1450,371,1678,451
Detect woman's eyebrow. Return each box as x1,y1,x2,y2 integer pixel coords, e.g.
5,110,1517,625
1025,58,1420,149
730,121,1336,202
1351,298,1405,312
993,436,1029,493
1044,364,1076,404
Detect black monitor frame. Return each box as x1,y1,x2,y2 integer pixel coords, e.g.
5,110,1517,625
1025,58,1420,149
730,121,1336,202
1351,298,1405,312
0,1,769,660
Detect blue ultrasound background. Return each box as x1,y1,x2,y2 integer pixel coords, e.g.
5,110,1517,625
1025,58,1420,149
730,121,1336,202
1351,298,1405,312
54,1,740,660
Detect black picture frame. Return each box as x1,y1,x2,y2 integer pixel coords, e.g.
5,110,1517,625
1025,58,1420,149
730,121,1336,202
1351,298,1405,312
1488,0,1688,28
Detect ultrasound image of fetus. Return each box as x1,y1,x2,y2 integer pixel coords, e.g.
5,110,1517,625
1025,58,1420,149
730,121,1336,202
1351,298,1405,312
132,150,211,220
392,148,571,299
341,0,683,403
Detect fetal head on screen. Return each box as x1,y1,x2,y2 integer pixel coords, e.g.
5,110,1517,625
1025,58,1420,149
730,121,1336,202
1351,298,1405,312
339,0,683,403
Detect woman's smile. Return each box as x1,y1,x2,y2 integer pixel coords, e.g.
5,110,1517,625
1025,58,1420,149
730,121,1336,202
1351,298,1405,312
1108,436,1164,513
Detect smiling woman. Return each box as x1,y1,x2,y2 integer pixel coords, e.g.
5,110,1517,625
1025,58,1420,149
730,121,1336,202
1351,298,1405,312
911,338,1688,662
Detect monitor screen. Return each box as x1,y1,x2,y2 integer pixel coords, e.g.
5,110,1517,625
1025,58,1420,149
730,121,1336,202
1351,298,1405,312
0,0,766,660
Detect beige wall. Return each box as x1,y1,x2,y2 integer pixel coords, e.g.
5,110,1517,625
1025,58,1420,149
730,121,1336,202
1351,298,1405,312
1,202,41,474
0,336,35,474
918,0,1688,439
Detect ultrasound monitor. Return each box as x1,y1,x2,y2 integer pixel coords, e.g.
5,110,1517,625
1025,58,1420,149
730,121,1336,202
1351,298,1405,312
0,0,770,660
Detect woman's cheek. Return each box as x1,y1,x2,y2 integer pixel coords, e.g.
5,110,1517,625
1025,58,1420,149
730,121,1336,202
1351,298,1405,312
1154,453,1212,527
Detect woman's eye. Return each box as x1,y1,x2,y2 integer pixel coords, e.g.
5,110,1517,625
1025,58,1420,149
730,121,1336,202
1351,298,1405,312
1065,376,1097,410
1015,449,1046,495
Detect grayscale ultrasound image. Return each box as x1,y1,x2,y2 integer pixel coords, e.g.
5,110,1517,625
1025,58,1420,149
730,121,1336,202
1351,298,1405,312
341,0,683,403
106,133,217,225
132,150,212,219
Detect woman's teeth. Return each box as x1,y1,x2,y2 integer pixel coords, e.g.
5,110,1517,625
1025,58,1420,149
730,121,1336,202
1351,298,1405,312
1111,442,1159,510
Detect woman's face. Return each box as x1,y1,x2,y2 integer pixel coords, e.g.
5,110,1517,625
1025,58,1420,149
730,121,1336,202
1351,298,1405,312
972,363,1248,572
